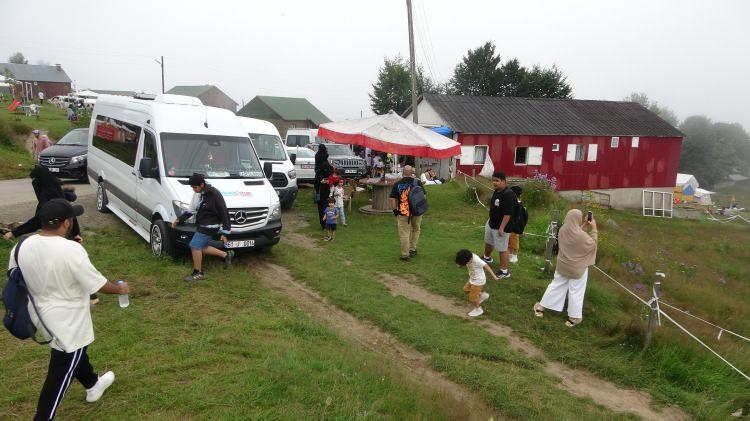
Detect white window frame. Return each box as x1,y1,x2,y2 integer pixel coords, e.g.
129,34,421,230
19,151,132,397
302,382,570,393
632,137,640,148
514,146,528,166
473,145,488,165
566,144,584,162
459,146,475,165
587,144,598,161
527,146,543,165
643,190,674,218
611,137,620,148
551,143,560,152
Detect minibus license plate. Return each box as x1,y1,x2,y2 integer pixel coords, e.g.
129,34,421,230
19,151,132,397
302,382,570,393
48,167,60,172
226,240,254,248
345,169,356,174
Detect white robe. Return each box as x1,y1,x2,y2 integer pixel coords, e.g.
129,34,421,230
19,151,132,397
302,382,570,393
539,268,588,319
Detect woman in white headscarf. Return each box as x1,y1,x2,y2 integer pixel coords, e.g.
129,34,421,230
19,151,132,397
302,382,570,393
534,209,598,327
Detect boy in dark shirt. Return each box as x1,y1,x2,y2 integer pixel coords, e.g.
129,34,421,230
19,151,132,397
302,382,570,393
482,171,516,278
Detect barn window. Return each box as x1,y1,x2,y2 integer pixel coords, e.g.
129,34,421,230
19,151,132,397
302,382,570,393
611,137,620,148
473,146,488,165
551,144,560,152
515,146,543,166
566,144,585,162
632,137,640,148
587,144,598,161
514,147,528,164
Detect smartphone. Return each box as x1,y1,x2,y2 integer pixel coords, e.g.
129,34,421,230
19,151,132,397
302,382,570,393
587,211,593,222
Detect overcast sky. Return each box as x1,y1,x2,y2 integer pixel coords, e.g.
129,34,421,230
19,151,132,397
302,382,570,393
3,0,749,130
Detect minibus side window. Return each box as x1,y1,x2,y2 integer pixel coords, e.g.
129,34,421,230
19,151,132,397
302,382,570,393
92,114,142,165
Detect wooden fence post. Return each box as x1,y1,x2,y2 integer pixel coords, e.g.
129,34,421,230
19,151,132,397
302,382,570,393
643,273,665,350
543,210,559,273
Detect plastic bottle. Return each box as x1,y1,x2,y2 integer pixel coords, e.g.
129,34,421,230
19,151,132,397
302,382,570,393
116,280,129,308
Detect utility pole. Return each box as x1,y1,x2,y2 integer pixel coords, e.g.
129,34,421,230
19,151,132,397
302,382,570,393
155,56,165,93
406,0,418,125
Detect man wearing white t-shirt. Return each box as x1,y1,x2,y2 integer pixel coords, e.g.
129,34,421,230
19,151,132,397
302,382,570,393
455,249,499,317
8,199,129,421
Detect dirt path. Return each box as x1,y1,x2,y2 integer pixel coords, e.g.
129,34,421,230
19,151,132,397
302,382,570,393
380,274,689,421
250,261,503,421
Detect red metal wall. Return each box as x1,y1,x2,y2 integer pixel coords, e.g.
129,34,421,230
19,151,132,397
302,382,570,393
457,134,683,191
27,81,71,98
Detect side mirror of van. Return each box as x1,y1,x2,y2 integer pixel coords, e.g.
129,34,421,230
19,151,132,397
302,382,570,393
289,153,296,165
263,162,273,179
139,157,157,178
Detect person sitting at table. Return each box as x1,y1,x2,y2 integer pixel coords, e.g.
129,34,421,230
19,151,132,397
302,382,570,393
420,168,444,185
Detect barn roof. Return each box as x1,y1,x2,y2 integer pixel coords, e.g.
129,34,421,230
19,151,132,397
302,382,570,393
166,85,238,106
416,94,683,137
238,96,331,125
0,63,72,83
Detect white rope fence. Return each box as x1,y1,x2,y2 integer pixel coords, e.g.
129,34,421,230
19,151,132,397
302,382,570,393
457,170,489,209
659,301,750,343
590,265,750,382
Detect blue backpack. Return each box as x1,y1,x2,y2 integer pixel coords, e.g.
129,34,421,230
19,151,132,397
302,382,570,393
408,179,429,216
2,239,55,344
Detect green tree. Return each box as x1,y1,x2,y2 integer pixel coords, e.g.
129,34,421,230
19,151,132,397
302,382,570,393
679,116,750,187
369,56,443,115
8,52,27,64
448,41,572,98
623,92,680,127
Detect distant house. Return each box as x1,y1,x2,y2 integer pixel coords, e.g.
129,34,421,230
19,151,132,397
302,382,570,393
166,85,238,112
0,63,72,98
404,94,685,209
237,96,331,138
90,89,137,97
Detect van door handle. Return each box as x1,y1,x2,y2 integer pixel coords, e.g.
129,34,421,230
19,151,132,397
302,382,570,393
131,171,136,176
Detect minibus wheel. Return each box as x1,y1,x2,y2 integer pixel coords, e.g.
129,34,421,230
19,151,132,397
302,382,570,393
150,219,176,258
96,183,111,213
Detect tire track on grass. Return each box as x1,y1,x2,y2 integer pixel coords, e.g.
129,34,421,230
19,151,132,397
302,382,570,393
250,261,503,421
380,274,689,421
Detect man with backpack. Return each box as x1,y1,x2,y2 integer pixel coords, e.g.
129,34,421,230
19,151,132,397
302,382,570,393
389,165,428,261
481,172,517,278
5,199,129,420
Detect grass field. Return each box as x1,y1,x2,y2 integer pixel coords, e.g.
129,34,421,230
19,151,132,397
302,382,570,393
277,183,749,419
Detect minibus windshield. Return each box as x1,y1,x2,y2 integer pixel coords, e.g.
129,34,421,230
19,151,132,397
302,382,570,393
161,133,264,179
249,133,287,161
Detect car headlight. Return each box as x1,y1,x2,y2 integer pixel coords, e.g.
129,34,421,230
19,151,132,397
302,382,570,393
268,200,282,221
70,154,87,164
287,169,296,180
172,200,193,219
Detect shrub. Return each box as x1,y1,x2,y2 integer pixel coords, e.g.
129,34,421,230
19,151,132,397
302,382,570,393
523,179,557,208
8,120,32,136
0,119,12,146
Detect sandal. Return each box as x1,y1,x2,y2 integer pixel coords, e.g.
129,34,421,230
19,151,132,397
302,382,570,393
565,318,582,327
533,302,544,318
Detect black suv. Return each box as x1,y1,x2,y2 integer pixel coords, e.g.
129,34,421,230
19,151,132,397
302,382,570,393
310,143,367,179
37,128,89,180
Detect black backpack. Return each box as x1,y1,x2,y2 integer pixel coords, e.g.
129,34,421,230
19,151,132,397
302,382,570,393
408,179,429,216
509,201,529,234
2,239,55,344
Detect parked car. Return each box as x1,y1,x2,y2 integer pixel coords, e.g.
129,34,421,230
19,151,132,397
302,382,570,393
87,93,282,257
286,146,315,183
309,143,367,179
238,117,298,209
37,128,89,180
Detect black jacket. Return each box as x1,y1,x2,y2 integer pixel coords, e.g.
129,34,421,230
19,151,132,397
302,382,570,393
12,167,81,238
177,185,231,235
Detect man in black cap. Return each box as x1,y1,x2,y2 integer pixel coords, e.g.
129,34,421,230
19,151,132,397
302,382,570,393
7,199,130,420
172,173,234,282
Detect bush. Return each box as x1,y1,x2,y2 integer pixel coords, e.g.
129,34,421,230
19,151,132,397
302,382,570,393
8,120,32,136
523,178,557,208
0,120,11,146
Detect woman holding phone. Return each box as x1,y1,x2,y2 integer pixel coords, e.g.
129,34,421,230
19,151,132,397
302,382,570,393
533,209,598,327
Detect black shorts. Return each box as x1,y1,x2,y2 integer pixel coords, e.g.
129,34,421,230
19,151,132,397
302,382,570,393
325,223,337,231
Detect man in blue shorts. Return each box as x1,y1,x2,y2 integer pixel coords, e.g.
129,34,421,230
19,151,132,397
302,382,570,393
172,173,234,281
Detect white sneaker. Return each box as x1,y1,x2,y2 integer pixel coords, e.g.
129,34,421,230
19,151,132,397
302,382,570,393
481,256,493,263
468,307,484,317
479,292,490,304
509,254,518,263
86,371,115,403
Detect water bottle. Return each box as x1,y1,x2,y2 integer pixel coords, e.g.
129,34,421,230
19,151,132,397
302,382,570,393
116,280,129,308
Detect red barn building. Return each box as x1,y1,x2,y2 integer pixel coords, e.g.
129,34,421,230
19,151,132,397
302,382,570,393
0,63,72,99
405,94,684,209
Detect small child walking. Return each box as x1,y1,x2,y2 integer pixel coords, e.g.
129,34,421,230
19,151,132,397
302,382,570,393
331,179,347,226
509,186,523,263
322,197,339,241
456,249,499,317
